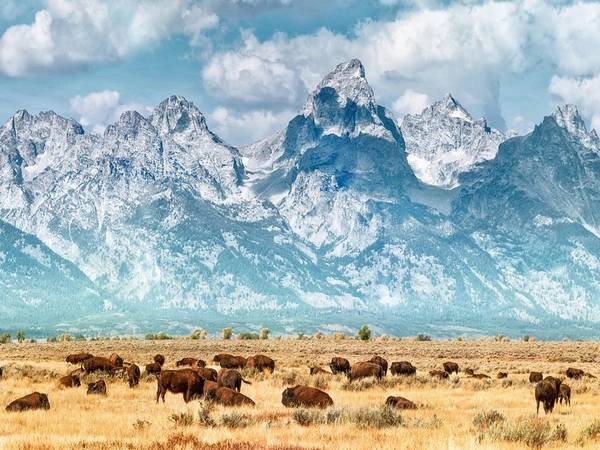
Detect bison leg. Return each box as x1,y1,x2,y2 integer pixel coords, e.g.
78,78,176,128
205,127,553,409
536,400,540,416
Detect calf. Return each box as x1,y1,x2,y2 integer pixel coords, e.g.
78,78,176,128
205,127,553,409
558,384,571,406
206,387,255,407
59,374,81,388
87,380,107,395
217,369,251,392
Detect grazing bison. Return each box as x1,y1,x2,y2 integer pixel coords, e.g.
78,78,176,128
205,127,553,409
443,362,459,374
108,353,123,367
281,385,333,408
429,370,449,379
390,361,416,376
497,372,508,379
145,362,162,376
66,353,93,365
5,392,50,412
83,357,118,375
368,356,388,376
203,380,218,397
566,368,584,379
87,380,107,395
245,355,275,373
529,371,543,383
127,364,141,388
154,354,165,366
59,374,81,388
310,367,331,375
156,369,205,403
196,367,218,382
535,377,562,415
348,362,384,382
217,369,252,392
329,357,351,375
213,354,247,369
206,387,255,407
176,358,203,367
558,384,571,406
385,396,417,410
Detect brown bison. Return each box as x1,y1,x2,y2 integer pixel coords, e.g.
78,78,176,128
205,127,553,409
497,372,508,379
108,353,123,367
385,396,417,410
329,357,351,375
245,354,275,373
5,392,50,412
196,367,218,382
464,368,475,376
176,357,203,367
83,357,118,375
87,380,107,395
529,371,543,383
281,385,333,408
59,374,81,388
309,367,331,375
213,354,247,369
429,370,449,379
471,373,491,379
369,356,388,376
156,369,205,403
154,354,165,366
348,362,384,382
145,362,162,376
0,367,3,379
217,369,251,392
566,367,584,379
390,361,416,376
206,387,255,407
558,384,571,406
127,364,141,388
203,380,218,397
66,353,93,365
443,362,459,374
535,376,562,415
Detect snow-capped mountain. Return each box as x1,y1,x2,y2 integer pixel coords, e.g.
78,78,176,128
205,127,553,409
401,94,505,188
3,59,600,337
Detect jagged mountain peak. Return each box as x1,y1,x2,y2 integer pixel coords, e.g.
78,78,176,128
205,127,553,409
151,95,208,136
3,108,84,137
428,93,473,122
549,104,600,149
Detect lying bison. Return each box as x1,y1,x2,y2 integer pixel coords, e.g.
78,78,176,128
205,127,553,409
145,362,162,376
154,354,165,366
87,380,107,395
156,369,205,403
385,396,417,410
348,362,384,382
464,368,474,376
529,371,543,383
566,367,584,379
497,372,508,379
429,370,449,379
66,353,93,365
59,374,81,388
443,362,459,374
535,376,562,415
196,367,218,382
390,361,416,376
329,357,351,375
245,354,275,373
369,356,388,376
558,383,571,406
176,357,202,367
206,387,255,407
471,373,491,379
6,392,50,412
281,385,333,408
217,369,251,392
310,367,331,375
213,354,246,369
83,357,119,375
127,364,141,388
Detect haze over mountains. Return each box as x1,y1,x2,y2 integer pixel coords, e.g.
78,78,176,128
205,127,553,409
2,59,600,338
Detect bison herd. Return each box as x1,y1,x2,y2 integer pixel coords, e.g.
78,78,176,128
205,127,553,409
0,349,595,417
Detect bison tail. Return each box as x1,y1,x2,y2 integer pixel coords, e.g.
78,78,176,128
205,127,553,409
241,378,252,385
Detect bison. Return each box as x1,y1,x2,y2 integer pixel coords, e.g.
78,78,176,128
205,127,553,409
245,355,275,373
385,396,417,410
196,367,218,382
213,354,246,369
206,387,255,407
390,361,416,376
281,385,333,408
217,369,252,392
5,392,50,412
529,371,543,383
108,353,123,367
145,362,162,376
156,369,205,403
176,358,203,367
309,367,331,375
87,380,107,395
348,362,384,382
329,357,351,375
127,364,141,388
558,383,571,406
369,356,388,376
202,380,218,397
464,368,474,376
471,373,491,379
83,357,119,375
154,354,165,366
429,370,449,379
497,372,508,379
59,374,81,388
443,362,459,374
66,353,93,365
0,367,3,379
535,377,562,415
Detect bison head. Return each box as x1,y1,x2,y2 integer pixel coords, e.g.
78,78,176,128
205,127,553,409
40,394,50,410
281,388,296,407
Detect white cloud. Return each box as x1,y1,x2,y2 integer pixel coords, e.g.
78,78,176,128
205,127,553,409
0,0,218,77
70,90,150,134
549,75,600,132
392,89,430,118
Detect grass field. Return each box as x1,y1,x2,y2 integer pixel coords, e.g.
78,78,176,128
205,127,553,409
1,338,600,449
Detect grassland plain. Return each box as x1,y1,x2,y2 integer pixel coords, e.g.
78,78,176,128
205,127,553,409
1,338,600,449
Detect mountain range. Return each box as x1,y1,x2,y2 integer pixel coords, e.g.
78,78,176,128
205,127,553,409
2,59,600,338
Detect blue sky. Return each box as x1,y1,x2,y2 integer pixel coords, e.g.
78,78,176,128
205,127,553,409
0,0,599,145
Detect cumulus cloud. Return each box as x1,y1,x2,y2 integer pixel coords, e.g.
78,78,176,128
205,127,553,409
70,90,151,134
549,75,600,132
392,89,430,118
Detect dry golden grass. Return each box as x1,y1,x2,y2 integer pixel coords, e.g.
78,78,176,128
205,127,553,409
1,338,600,449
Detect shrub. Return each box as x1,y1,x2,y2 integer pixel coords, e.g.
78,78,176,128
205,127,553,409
74,334,86,341
333,332,346,340
197,402,216,427
47,336,57,343
351,406,403,429
476,415,567,448
15,331,25,343
292,409,325,426
415,334,432,341
259,328,270,340
145,332,171,340
495,334,506,342
133,420,150,430
297,333,305,340
578,419,600,444
237,332,260,340
357,325,371,341
223,327,233,340
0,333,12,344
473,410,506,431
190,329,207,340
169,412,194,427
522,335,531,342
220,412,254,428
314,331,323,340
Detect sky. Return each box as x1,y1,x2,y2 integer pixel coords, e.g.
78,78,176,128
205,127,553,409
0,0,599,145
